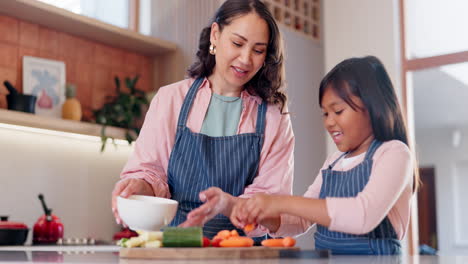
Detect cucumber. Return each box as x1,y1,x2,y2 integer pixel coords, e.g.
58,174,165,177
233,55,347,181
162,227,203,247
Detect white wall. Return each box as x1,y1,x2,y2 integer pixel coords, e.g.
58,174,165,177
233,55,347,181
416,126,468,256
281,25,326,248
149,0,222,80
323,0,402,155
0,126,131,243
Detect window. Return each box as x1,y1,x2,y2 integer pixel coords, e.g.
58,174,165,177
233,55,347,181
37,0,130,29
405,0,468,58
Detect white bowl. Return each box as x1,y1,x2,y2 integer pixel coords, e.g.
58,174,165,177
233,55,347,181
117,195,178,231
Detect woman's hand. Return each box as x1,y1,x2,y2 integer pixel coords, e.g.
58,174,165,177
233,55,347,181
179,187,235,227
111,178,155,225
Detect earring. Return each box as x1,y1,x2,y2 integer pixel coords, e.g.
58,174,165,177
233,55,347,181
209,44,216,55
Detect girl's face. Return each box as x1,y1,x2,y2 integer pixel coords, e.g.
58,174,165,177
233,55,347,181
321,85,374,156
210,12,269,90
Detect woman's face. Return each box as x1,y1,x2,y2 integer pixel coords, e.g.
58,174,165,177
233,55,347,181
321,85,374,156
210,12,269,90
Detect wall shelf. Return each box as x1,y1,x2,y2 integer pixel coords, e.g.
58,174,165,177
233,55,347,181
0,109,127,140
0,0,177,56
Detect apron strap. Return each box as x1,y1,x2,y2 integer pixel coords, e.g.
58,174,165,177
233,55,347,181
255,101,267,135
328,140,383,170
364,140,382,161
177,77,204,128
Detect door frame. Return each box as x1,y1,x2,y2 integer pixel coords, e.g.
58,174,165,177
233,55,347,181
399,0,468,255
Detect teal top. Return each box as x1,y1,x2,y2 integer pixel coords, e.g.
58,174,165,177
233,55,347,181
200,93,242,137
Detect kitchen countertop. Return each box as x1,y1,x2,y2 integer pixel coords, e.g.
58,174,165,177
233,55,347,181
0,247,467,264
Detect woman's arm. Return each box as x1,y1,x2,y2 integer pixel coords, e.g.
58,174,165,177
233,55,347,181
118,87,179,198
237,107,295,236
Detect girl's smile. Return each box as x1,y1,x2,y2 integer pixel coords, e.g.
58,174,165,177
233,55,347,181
321,85,374,157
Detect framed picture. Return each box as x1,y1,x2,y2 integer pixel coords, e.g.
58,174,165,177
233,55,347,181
23,56,66,118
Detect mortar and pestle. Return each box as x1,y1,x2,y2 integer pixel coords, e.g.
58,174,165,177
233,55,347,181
3,81,37,113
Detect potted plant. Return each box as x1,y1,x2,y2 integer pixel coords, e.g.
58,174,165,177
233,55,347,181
94,75,149,152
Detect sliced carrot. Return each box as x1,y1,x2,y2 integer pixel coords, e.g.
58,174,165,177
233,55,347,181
230,229,239,237
243,223,255,232
212,235,222,241
217,230,231,239
261,238,285,247
220,237,254,247
282,237,296,247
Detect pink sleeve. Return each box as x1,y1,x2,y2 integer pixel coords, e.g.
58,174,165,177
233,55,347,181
326,141,413,235
269,153,339,237
119,86,178,198
240,107,294,236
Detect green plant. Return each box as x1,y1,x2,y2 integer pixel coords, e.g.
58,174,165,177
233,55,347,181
94,75,149,152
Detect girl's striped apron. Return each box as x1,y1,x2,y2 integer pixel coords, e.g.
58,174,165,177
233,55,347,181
315,140,401,255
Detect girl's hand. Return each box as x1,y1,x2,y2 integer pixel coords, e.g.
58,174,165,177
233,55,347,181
111,178,155,226
179,187,234,227
231,194,282,233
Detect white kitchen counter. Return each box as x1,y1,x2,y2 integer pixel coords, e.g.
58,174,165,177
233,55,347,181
0,245,120,252
0,247,467,264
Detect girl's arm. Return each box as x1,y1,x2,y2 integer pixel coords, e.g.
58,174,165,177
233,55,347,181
325,141,413,235
234,194,331,233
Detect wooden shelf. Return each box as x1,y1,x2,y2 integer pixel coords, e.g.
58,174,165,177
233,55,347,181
0,109,127,140
0,0,177,55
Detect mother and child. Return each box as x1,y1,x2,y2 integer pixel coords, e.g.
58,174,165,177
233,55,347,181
111,0,418,255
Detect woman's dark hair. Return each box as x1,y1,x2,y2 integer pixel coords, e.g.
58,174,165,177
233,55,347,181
319,56,419,192
187,0,287,113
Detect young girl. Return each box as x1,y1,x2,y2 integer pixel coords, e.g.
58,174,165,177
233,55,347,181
231,56,418,254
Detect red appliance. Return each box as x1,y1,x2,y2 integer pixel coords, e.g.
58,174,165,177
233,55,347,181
33,194,64,244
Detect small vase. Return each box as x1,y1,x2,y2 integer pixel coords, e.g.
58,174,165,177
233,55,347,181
62,84,82,121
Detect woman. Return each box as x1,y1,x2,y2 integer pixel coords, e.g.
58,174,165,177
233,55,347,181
111,0,294,239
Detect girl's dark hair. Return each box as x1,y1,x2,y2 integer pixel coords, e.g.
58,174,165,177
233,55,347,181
187,0,287,113
319,56,419,192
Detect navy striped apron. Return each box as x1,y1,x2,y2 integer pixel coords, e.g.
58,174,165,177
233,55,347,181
315,140,401,255
167,78,267,239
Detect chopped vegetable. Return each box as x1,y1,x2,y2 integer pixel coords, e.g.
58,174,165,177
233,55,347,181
261,237,296,247
142,240,162,248
117,230,164,248
219,237,254,247
243,223,255,232
117,238,129,247
162,227,203,247
140,231,163,242
203,237,211,247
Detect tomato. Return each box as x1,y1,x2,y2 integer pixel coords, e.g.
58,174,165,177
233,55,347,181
203,237,211,247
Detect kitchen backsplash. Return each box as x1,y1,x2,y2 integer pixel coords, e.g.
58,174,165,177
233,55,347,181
0,14,154,121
